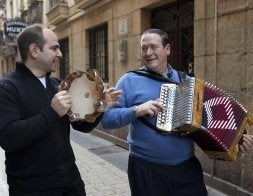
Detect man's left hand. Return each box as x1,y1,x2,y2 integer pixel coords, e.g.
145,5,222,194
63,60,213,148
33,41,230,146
105,87,122,108
239,134,253,153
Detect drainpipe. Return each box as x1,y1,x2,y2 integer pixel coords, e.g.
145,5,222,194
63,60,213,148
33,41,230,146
240,1,247,188
214,0,218,85
211,0,218,178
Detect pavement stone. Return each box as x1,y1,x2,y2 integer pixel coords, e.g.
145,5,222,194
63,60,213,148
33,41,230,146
71,141,131,196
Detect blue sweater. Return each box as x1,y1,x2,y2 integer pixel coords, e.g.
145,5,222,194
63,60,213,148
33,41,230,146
101,66,194,165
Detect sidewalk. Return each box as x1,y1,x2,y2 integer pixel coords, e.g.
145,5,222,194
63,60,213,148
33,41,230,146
0,130,131,196
70,130,130,196
0,129,227,196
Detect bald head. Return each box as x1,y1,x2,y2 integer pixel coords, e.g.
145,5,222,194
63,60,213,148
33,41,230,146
17,24,46,62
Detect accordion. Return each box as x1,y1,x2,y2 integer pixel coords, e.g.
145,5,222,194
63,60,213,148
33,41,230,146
157,77,252,161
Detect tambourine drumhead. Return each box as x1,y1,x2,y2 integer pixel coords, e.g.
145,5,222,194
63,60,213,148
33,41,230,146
69,74,99,120
59,69,107,122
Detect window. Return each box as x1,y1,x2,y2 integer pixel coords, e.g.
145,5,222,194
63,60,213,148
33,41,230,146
59,38,69,79
89,24,108,82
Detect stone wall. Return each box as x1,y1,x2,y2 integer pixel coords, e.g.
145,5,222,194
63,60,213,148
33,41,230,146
195,0,253,195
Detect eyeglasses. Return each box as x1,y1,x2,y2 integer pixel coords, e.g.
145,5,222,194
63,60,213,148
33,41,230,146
141,44,164,53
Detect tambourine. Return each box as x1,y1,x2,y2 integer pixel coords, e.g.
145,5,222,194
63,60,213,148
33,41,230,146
59,68,108,123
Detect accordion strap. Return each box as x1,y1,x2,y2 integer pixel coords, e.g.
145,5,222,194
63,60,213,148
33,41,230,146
128,70,178,84
137,117,172,135
128,69,188,84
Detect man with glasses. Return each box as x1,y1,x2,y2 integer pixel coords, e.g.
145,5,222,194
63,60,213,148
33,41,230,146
101,29,253,196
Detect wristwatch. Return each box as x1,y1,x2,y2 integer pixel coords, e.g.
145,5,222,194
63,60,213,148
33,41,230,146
132,106,138,117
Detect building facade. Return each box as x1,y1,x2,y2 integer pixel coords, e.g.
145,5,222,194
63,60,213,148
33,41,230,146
0,0,253,195
0,0,45,76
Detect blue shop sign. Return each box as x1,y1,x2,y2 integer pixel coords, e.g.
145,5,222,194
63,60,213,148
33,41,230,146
4,21,28,39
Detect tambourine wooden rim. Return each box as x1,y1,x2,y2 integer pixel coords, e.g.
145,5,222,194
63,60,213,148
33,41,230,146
59,68,107,122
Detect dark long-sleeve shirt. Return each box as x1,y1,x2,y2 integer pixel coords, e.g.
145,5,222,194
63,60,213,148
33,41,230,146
0,62,102,192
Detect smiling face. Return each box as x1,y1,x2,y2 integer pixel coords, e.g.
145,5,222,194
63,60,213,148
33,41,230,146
35,28,62,76
140,33,170,74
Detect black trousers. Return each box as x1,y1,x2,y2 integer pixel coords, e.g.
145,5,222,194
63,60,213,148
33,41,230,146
9,180,86,196
128,155,207,196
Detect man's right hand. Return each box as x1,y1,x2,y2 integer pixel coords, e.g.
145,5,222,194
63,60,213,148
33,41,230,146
134,99,165,117
51,90,72,117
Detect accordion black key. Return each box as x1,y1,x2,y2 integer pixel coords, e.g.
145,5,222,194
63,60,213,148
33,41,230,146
157,77,252,160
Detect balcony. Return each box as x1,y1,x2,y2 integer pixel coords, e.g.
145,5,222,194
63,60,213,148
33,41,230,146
47,2,69,26
77,0,112,11
0,44,17,57
28,0,43,24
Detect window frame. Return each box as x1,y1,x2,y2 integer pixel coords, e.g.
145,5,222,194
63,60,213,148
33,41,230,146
89,24,108,82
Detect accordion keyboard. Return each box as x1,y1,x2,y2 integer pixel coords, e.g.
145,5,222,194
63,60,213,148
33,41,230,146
157,83,177,132
156,78,196,133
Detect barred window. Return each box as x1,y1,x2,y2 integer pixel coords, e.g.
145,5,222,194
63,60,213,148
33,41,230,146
89,24,108,82
49,0,66,9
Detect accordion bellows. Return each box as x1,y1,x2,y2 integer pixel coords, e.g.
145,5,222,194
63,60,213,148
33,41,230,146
157,77,252,161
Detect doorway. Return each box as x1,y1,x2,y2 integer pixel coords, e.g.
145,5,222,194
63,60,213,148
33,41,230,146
152,0,194,76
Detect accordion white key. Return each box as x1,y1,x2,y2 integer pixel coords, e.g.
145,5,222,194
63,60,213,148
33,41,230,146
156,77,252,160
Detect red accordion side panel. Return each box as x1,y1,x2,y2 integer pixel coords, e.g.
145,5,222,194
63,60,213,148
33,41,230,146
190,82,247,160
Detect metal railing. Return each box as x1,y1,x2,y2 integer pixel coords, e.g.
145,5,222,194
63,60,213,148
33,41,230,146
49,0,67,10
28,0,43,24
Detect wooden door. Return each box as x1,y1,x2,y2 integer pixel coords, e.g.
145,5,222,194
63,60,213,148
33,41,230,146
152,0,194,76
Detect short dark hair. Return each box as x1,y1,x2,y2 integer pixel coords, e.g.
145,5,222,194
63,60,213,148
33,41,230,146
141,29,170,46
17,24,46,62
